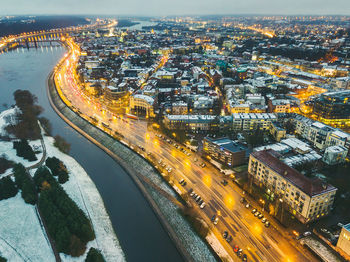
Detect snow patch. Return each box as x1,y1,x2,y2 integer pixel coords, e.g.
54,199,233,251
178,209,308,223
0,194,55,262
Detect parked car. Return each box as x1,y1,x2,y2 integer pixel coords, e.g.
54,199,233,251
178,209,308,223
303,231,311,237
265,221,270,227
254,212,260,217
242,253,247,261
233,245,239,253
262,218,267,223
226,235,232,243
223,231,228,238
252,209,257,214
258,214,264,219
200,202,206,209
245,203,250,208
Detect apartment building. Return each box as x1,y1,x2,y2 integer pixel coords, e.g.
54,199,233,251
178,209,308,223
232,113,277,131
248,149,337,223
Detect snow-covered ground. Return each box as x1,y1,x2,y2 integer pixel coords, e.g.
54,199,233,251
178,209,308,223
0,108,125,261
0,194,56,262
0,107,17,137
0,139,43,177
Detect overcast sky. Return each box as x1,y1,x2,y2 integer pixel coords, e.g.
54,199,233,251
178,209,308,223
1,0,349,16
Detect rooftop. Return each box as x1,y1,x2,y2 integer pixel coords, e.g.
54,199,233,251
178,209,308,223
251,149,336,197
205,137,247,153
343,223,350,232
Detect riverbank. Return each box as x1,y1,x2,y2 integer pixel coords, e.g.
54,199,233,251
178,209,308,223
0,108,125,261
48,61,218,261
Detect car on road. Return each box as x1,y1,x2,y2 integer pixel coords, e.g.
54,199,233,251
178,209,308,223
179,179,187,186
213,217,219,225
252,209,257,214
221,180,228,186
303,231,311,237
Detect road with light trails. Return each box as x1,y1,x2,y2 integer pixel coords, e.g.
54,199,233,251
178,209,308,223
54,42,319,262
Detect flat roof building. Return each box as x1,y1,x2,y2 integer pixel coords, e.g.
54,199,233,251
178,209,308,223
203,137,248,167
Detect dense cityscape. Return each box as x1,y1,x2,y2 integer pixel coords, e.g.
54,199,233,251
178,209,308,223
0,7,350,262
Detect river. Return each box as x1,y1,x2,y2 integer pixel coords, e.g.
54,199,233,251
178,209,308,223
0,44,184,261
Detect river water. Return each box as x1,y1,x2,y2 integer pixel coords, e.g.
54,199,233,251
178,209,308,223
0,44,184,261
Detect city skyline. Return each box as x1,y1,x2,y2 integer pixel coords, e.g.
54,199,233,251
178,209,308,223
1,0,350,16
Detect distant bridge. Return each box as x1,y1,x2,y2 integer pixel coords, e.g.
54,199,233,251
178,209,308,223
0,20,115,53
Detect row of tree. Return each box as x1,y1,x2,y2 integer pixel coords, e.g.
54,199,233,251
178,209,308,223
13,139,37,161
13,164,37,205
34,166,95,256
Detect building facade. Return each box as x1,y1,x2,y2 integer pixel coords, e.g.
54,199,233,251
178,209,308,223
337,224,350,258
232,113,277,131
129,94,155,118
248,149,337,223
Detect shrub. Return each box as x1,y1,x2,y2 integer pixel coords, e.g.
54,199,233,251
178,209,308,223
53,135,71,154
0,176,18,200
45,157,69,184
85,248,105,262
39,117,52,136
13,139,37,161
